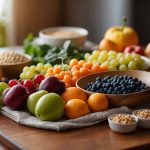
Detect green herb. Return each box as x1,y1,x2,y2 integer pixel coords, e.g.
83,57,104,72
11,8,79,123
23,34,92,65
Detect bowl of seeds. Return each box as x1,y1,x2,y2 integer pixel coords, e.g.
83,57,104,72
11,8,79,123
133,109,150,128
0,50,31,79
108,114,138,133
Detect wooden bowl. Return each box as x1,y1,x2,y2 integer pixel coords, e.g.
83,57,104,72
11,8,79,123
76,70,150,107
0,54,31,79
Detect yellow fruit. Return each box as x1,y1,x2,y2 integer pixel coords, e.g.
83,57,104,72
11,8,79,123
98,38,120,52
87,93,109,112
65,99,89,119
61,87,87,103
104,18,139,52
145,43,150,57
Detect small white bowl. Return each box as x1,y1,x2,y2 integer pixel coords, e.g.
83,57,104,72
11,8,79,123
132,109,150,129
39,26,88,47
108,114,138,133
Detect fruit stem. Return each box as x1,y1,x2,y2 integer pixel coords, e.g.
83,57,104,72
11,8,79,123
121,17,127,31
58,57,66,71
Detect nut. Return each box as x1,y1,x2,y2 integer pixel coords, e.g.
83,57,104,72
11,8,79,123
111,114,136,125
0,51,29,65
135,109,150,119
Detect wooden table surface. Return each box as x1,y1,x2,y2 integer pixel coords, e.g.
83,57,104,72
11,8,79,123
0,115,150,150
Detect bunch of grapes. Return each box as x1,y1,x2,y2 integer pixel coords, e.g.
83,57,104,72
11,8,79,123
84,50,145,71
20,63,52,79
45,59,108,88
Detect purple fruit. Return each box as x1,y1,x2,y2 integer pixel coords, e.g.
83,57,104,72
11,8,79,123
39,76,65,95
2,88,10,99
4,85,28,110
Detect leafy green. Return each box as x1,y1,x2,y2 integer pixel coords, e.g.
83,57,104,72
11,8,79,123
23,34,92,65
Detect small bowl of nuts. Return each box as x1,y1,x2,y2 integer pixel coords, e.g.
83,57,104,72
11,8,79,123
133,109,150,129
108,114,138,133
0,51,31,79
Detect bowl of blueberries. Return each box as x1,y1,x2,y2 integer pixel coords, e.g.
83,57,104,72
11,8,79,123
76,70,150,107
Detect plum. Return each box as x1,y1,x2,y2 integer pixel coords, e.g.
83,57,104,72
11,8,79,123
4,85,28,110
39,76,65,95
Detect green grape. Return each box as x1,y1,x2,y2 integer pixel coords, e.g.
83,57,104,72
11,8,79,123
87,55,93,62
23,66,30,72
131,53,141,60
117,53,124,59
110,59,118,67
30,65,37,72
84,53,91,60
98,56,107,63
25,71,34,79
40,69,47,74
37,63,44,72
107,56,116,61
20,73,26,79
119,64,128,70
92,60,99,64
108,51,117,57
125,53,133,62
44,63,52,70
100,50,108,56
92,50,100,59
128,61,137,70
101,61,109,66
119,57,128,65
109,66,117,71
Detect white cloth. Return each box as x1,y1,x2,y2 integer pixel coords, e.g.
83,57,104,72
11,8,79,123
0,106,132,131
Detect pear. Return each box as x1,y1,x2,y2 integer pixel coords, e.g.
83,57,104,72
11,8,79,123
27,90,48,115
35,93,64,121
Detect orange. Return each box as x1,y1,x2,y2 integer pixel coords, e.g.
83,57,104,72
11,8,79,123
87,93,109,112
61,87,87,103
65,99,90,119
98,38,119,52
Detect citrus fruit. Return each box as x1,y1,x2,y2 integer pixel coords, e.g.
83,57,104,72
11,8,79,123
61,87,87,103
65,99,89,119
87,93,109,112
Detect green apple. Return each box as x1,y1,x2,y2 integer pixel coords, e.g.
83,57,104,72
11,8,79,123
0,82,9,94
35,93,64,121
27,90,48,115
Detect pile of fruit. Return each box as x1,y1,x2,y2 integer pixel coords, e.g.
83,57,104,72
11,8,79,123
85,75,149,94
0,78,109,121
84,50,145,71
0,17,150,123
45,59,108,88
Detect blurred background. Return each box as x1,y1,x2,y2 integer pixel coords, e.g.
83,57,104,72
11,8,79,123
0,0,150,46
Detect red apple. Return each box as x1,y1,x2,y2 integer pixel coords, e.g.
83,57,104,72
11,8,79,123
124,45,145,55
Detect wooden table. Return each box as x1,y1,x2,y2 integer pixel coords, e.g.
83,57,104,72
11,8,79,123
0,115,149,150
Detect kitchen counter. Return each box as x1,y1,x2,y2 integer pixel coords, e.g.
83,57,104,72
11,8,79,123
0,115,149,150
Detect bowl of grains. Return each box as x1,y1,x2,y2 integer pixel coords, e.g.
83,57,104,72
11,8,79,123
0,50,31,79
133,109,150,128
108,114,138,133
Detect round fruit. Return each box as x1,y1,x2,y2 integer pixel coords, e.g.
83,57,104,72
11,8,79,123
8,79,18,87
35,93,64,121
98,38,119,52
65,99,89,119
39,76,65,95
61,87,87,103
4,85,28,110
34,74,45,84
0,82,9,94
87,93,109,112
27,90,48,115
104,18,139,51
